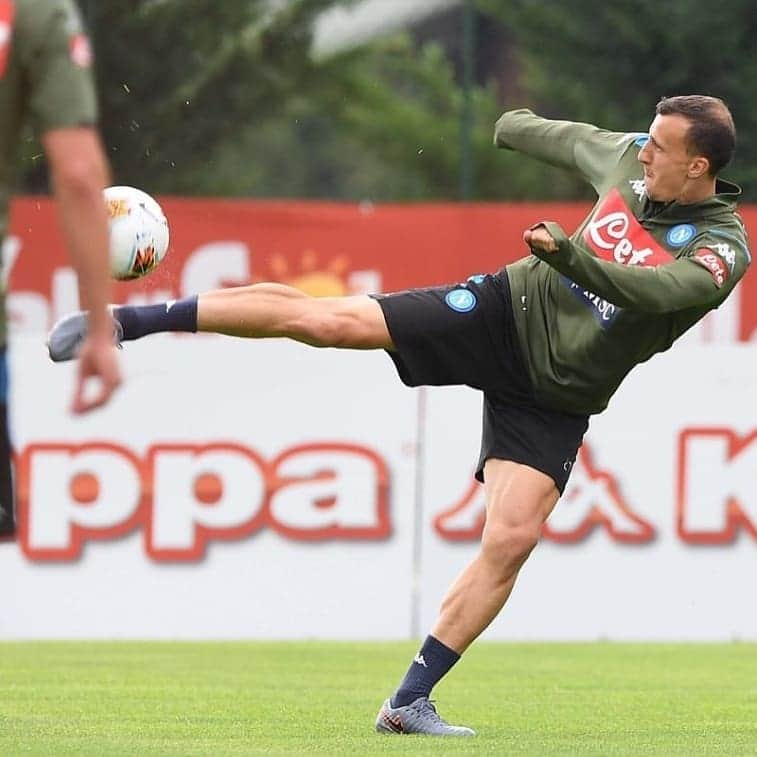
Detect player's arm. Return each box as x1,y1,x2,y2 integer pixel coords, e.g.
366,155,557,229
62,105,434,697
525,222,749,313
42,128,112,337
22,0,112,332
22,0,121,411
494,109,640,191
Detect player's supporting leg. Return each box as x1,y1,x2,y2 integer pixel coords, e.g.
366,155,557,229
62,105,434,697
47,283,394,361
376,459,559,736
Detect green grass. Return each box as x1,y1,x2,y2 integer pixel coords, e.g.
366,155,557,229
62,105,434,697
0,642,755,755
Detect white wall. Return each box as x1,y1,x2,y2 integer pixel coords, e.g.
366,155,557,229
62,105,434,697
2,335,755,640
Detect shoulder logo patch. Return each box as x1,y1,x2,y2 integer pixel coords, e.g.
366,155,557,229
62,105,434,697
445,288,477,313
666,224,697,247
692,249,729,288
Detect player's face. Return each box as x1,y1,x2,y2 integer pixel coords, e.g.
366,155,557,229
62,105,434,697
637,114,704,202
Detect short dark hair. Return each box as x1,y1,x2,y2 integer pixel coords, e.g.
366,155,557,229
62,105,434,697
656,95,736,175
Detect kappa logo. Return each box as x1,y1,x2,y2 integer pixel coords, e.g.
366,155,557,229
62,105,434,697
584,188,673,267
711,242,737,272
17,441,392,562
629,179,647,200
434,443,655,544
414,653,428,668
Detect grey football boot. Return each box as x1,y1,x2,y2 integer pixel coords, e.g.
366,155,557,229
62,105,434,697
47,309,123,363
375,697,475,736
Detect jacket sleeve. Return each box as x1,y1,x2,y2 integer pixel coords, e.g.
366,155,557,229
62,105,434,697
494,109,640,193
529,222,750,313
19,0,97,134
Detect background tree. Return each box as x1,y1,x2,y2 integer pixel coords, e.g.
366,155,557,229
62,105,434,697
21,0,757,201
479,0,757,198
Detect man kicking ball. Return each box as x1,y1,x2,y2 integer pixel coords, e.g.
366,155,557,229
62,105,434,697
48,96,750,736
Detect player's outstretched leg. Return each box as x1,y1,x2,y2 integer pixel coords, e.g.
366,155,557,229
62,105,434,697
47,283,393,362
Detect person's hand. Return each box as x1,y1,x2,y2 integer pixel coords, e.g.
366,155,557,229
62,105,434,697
523,225,558,254
71,333,122,414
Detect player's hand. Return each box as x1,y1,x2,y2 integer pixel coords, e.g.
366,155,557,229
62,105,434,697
523,225,558,254
71,333,122,414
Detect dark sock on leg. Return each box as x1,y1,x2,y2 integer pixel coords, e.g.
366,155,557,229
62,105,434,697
114,296,198,341
391,635,461,708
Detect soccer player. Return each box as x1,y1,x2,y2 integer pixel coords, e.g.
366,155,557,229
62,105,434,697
0,0,121,539
48,95,750,736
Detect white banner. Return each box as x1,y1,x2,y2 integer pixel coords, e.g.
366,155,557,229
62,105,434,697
2,335,755,640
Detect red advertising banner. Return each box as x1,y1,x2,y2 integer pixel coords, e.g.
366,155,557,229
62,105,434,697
7,198,755,340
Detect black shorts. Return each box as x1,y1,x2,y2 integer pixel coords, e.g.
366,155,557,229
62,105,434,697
371,271,589,492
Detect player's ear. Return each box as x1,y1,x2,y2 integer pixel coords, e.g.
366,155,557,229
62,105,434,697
688,155,710,179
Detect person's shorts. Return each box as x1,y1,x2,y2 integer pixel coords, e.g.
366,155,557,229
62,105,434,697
371,270,589,493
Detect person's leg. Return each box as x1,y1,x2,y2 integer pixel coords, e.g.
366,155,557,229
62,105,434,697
48,283,394,362
430,459,559,651
377,459,559,736
196,284,393,349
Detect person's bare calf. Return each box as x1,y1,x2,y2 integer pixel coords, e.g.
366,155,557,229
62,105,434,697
431,459,560,653
198,283,394,349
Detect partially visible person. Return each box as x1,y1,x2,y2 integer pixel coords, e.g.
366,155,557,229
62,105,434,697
0,0,121,539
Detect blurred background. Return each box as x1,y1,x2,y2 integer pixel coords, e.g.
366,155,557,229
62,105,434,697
22,0,757,202
3,0,755,643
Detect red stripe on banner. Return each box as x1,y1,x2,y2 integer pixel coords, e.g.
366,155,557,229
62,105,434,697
7,197,756,341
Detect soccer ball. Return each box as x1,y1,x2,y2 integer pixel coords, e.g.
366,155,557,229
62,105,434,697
104,185,170,280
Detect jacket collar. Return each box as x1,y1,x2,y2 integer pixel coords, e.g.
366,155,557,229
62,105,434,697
644,178,741,222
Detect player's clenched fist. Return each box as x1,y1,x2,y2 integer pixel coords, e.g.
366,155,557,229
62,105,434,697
523,224,558,254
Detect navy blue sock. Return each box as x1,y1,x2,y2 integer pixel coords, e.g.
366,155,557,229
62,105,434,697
113,296,198,341
391,635,461,708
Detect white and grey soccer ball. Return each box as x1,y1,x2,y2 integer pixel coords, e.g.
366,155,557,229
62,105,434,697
104,185,170,280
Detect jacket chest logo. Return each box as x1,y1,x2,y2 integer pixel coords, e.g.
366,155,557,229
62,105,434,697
584,188,673,267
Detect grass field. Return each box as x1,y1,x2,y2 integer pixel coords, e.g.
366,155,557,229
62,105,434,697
0,641,755,755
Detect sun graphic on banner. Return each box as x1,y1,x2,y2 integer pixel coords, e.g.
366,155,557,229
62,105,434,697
265,250,351,296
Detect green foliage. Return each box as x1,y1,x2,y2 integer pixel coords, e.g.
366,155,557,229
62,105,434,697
29,1,757,200
478,0,757,198
89,0,341,193
74,0,532,201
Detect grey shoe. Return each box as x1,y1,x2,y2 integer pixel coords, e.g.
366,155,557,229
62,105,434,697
47,309,123,363
375,697,475,736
